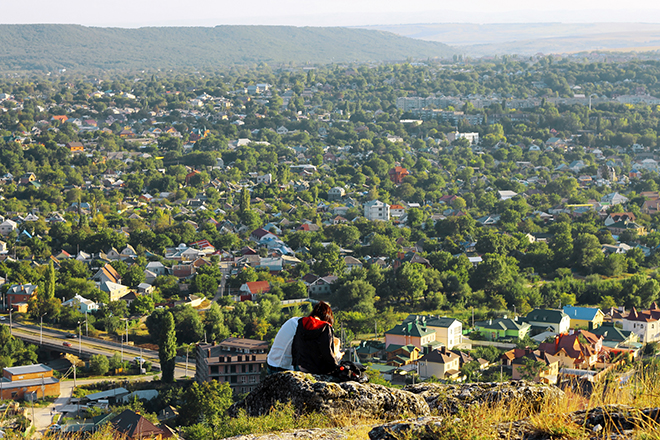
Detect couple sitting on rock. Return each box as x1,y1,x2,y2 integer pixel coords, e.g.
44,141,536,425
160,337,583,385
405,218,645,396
267,301,342,375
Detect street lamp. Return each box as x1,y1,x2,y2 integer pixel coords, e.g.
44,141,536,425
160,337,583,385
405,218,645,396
40,313,46,345
77,321,82,355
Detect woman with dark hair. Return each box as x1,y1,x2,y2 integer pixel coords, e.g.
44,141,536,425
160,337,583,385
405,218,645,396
291,301,340,374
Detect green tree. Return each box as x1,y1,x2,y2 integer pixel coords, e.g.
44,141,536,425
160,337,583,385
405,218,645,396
88,354,110,376
130,295,155,316
396,263,427,306
519,357,547,381
159,312,177,383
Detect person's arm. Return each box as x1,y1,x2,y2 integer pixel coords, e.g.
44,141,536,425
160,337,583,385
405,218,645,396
318,325,339,373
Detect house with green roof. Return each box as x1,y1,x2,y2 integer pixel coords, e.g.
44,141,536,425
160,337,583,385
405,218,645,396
385,320,436,350
474,317,531,341
524,309,571,334
403,315,463,349
591,323,640,351
385,344,420,367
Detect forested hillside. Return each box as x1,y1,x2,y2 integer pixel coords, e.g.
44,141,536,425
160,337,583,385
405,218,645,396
0,24,455,71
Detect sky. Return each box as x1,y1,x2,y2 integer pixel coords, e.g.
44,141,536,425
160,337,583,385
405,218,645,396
3,0,660,27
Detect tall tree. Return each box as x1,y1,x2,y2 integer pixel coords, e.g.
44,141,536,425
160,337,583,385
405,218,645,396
44,261,56,299
239,187,250,214
159,311,177,383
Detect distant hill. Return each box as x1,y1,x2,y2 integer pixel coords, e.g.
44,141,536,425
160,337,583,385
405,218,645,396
358,23,660,55
0,24,455,71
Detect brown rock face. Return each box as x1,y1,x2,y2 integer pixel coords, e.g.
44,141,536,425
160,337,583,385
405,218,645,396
228,371,430,420
404,380,565,414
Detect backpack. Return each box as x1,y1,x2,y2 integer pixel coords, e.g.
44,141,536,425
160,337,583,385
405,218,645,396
332,361,368,383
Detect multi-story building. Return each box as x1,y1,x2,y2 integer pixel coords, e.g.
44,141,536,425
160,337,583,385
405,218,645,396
364,200,390,221
622,303,660,344
195,337,268,394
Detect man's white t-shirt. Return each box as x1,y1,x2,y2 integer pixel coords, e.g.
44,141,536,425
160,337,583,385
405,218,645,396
267,317,300,370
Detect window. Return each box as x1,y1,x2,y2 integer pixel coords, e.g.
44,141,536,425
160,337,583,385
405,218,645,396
230,365,236,373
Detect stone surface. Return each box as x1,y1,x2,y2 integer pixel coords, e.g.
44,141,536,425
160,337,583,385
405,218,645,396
403,380,565,414
228,371,430,420
368,404,660,440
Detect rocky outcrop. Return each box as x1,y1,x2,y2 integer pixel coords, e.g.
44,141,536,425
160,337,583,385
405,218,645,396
404,380,565,414
368,405,660,440
228,371,430,420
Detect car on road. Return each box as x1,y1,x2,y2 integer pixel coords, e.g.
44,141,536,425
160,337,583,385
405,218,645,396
67,333,78,338
0,316,5,320
48,424,61,432
63,342,72,347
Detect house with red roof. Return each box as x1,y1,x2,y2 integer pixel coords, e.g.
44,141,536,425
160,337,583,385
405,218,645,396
239,281,270,301
388,166,409,184
538,330,603,369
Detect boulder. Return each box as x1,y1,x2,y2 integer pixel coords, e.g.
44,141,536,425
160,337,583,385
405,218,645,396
404,380,565,414
228,371,430,420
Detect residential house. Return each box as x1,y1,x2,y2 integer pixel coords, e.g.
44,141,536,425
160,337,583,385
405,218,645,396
418,347,461,380
607,220,647,237
388,166,409,184
195,337,268,394
109,409,167,440
145,261,169,277
524,309,571,335
403,315,463,349
364,200,390,221
385,320,437,350
61,294,99,314
622,303,660,343
343,256,363,272
510,350,560,383
562,305,605,330
385,344,420,367
604,212,636,227
308,276,338,295
171,263,196,279
591,322,640,351
92,264,121,285
601,192,629,206
250,228,277,242
327,187,346,201
0,364,60,401
6,283,38,312
99,281,131,302
239,281,270,301
538,330,603,369
390,204,406,218
474,317,531,341
0,219,17,237
497,190,518,201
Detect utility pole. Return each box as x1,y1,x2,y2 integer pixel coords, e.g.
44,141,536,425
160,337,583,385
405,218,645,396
40,313,46,345
9,307,12,336
85,311,88,337
78,321,82,355
185,345,189,378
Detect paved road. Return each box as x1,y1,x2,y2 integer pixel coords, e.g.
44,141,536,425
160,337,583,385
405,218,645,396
5,322,194,378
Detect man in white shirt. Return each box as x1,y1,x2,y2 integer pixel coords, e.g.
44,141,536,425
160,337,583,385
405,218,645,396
266,317,300,374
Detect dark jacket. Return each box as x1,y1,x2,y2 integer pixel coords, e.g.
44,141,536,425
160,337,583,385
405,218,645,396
291,316,339,374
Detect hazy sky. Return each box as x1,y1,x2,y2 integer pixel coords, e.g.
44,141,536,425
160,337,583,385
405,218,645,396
3,0,660,27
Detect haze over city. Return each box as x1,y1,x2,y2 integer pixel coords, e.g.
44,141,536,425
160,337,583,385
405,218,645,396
3,0,660,27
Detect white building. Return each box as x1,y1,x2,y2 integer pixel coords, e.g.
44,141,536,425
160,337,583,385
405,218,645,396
364,200,390,221
62,294,99,314
0,220,18,237
622,305,660,344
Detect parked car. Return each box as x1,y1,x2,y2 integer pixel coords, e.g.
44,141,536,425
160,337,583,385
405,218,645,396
63,342,72,347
